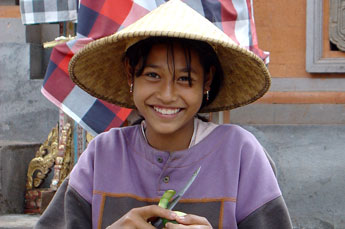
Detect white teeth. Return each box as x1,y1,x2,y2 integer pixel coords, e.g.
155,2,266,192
154,107,180,115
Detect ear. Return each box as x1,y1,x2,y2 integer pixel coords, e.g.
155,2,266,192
204,66,215,93
124,57,133,86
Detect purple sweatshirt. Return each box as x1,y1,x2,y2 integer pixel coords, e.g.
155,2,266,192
36,123,292,229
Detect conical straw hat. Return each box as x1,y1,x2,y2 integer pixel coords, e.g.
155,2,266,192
69,0,271,113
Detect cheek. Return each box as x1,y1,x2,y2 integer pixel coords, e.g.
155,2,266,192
132,80,153,109
131,84,142,107
132,78,144,98
184,86,204,106
132,89,144,106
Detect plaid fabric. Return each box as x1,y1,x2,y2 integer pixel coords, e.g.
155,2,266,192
20,0,77,24
42,0,269,136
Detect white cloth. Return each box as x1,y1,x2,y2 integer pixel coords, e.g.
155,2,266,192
140,118,218,148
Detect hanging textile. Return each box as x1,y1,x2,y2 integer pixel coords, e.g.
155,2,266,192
20,0,77,25
41,0,269,136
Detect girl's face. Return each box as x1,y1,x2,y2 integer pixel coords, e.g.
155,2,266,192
128,43,212,139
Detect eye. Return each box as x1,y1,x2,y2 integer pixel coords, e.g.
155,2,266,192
144,72,160,80
177,76,190,83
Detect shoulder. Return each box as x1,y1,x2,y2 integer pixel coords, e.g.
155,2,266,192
88,125,140,148
211,124,268,166
68,125,141,201
217,123,255,136
195,123,264,164
80,125,142,162
213,124,260,146
195,122,262,151
93,125,139,143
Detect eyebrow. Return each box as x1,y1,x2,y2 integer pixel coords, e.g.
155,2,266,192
145,64,197,74
180,67,197,74
145,64,160,69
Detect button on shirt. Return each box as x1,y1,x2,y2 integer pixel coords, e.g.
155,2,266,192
163,176,170,183
157,157,164,163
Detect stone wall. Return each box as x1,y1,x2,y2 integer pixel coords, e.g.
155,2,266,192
0,10,58,214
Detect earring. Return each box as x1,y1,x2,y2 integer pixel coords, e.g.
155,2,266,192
130,83,133,93
206,90,209,101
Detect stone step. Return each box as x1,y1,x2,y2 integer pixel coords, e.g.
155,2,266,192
0,141,40,214
0,214,40,229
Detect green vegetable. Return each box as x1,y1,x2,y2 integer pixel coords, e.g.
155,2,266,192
162,211,186,225
158,189,176,208
158,190,186,226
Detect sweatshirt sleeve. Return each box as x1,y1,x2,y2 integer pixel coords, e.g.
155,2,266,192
238,195,292,228
35,178,92,229
235,130,292,229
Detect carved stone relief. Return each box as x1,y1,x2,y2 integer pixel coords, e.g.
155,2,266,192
24,123,73,213
329,0,345,51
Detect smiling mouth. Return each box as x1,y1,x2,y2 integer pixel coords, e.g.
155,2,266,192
153,106,181,115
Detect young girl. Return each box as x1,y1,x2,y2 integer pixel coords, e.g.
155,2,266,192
36,1,292,228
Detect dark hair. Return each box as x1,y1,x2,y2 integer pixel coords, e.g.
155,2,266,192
124,37,223,110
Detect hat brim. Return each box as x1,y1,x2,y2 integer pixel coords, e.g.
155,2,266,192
69,32,270,113
69,0,271,113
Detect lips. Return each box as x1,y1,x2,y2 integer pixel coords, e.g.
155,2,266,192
153,106,181,115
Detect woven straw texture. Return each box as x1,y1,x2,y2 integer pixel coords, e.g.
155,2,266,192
69,0,271,113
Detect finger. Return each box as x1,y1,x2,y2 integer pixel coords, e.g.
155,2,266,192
165,222,211,229
111,211,153,229
135,205,177,221
173,214,211,227
165,222,187,229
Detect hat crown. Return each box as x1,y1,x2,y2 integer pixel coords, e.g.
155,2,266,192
117,0,235,46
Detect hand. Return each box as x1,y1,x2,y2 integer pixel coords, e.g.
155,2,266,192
165,214,212,229
107,205,177,229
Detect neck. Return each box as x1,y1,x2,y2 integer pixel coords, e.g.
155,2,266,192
145,120,195,152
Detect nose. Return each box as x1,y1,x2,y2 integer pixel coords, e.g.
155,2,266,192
156,79,177,103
